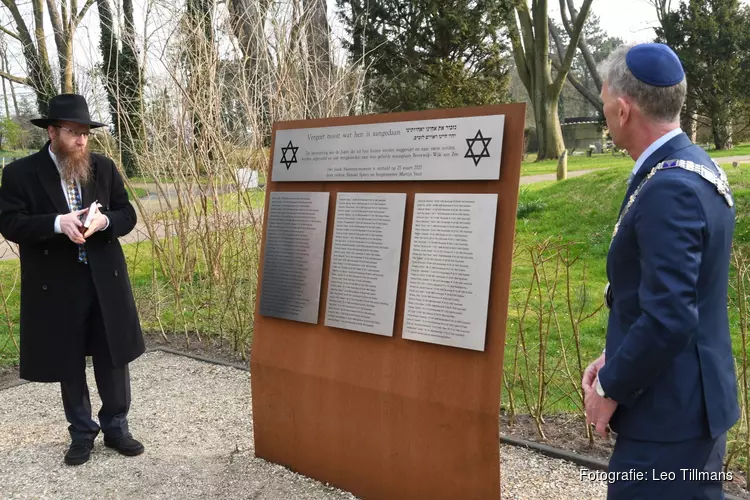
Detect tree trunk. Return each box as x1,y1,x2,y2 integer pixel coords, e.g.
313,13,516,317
228,0,273,144
681,93,698,142
535,95,566,160
62,40,74,93
712,108,734,150
303,0,333,118
1,52,9,118
97,0,143,177
6,46,19,115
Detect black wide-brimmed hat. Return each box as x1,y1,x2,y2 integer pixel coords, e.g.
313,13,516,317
30,93,107,129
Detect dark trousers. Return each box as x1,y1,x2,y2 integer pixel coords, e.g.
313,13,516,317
607,432,727,500
60,263,132,443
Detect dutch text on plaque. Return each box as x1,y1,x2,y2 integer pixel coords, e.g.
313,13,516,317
259,191,330,323
272,115,504,182
402,193,498,351
325,193,407,336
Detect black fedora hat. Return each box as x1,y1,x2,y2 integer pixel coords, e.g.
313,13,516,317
30,93,107,129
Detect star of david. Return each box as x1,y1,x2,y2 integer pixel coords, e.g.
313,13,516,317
465,130,492,166
280,140,299,170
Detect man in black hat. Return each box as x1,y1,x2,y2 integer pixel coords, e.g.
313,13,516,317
0,93,146,465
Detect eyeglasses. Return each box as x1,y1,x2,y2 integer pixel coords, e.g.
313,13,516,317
53,125,90,138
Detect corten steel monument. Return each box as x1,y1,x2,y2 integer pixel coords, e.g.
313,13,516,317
250,103,525,499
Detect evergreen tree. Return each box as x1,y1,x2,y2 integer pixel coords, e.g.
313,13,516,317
336,0,513,112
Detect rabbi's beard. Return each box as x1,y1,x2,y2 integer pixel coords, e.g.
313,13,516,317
52,136,91,184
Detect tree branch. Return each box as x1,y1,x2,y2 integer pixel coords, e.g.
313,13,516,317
560,0,602,91
551,57,603,113
552,0,594,96
0,70,30,86
548,18,565,62
0,25,20,41
46,0,66,52
507,7,532,92
74,0,97,25
517,1,536,73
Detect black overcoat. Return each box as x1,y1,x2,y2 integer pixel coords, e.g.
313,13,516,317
0,142,145,382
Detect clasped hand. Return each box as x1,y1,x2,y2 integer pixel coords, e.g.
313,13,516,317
59,208,107,244
582,352,618,438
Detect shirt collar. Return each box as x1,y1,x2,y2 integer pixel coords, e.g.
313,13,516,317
631,127,683,176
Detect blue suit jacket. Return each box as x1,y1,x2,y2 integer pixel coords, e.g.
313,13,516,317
597,133,739,442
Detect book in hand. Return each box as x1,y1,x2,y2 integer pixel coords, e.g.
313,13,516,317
83,200,103,228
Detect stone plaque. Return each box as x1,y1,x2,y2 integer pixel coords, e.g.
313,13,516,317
259,191,330,323
272,114,505,182
324,193,407,336
402,193,498,351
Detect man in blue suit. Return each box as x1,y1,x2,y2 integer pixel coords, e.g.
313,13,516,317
582,43,739,499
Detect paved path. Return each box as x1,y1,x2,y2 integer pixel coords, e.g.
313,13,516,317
519,169,597,185
714,155,750,164
0,350,609,500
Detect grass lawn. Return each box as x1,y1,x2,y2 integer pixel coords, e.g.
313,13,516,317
706,143,750,158
521,142,750,177
504,162,750,415
152,188,266,222
520,152,632,176
126,186,148,199
0,150,34,160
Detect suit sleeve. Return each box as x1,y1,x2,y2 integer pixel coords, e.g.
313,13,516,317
96,158,137,241
0,165,58,244
597,176,705,407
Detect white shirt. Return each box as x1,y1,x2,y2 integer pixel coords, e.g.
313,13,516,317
49,147,109,233
631,127,683,177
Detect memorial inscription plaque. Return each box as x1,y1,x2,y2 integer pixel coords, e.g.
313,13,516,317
258,191,330,323
325,192,407,336
272,114,505,182
402,193,498,351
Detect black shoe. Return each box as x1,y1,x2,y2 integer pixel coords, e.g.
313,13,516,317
64,440,93,466
103,434,144,456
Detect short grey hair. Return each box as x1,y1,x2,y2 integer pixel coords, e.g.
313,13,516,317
599,44,686,123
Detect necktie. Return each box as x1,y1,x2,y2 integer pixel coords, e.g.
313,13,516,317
65,178,87,263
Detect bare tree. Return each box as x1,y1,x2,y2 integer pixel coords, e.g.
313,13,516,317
548,14,603,115
0,0,96,113
0,0,57,114
97,0,143,176
506,0,594,172
45,0,98,93
302,0,334,118
228,0,273,142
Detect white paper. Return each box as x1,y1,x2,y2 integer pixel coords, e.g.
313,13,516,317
402,193,498,351
324,193,407,336
83,201,102,228
272,115,505,182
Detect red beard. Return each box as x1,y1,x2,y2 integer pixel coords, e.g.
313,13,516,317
54,137,91,184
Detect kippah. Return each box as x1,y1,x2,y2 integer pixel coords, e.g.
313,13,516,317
626,43,685,87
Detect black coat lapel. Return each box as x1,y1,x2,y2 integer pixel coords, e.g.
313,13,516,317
80,154,97,209
37,143,70,214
